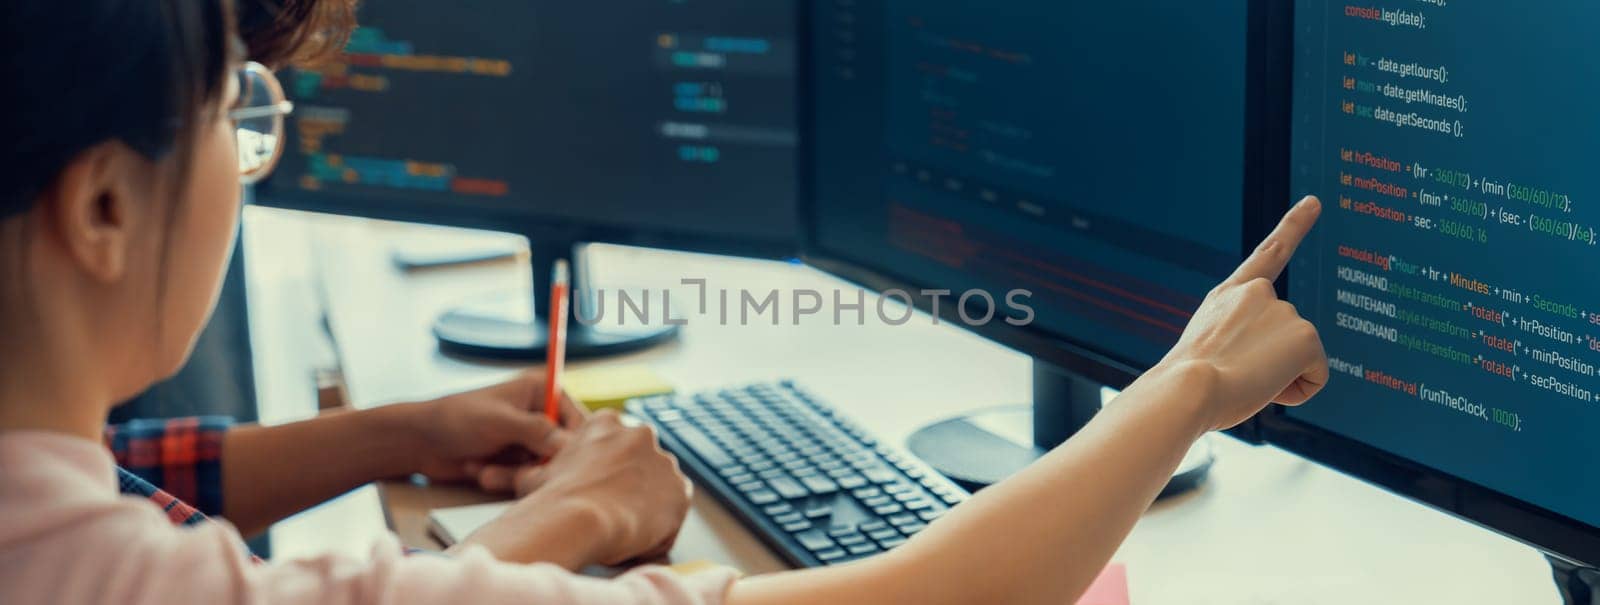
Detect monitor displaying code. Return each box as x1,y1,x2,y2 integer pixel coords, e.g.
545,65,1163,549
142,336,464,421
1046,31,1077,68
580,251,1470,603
1288,1,1600,527
257,1,798,247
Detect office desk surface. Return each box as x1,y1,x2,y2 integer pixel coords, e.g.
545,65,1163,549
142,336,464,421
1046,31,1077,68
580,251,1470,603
251,212,1559,604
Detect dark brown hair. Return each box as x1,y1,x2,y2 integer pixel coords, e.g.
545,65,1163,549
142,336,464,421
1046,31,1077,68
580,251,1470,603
239,0,360,69
0,0,357,333
0,0,358,218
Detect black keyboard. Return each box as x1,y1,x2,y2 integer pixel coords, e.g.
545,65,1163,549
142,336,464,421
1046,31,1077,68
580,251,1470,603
628,380,968,567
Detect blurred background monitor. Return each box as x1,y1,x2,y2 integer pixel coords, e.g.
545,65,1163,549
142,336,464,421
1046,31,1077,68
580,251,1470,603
253,0,800,359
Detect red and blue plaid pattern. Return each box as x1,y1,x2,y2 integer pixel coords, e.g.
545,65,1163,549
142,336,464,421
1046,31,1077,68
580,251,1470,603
104,416,435,561
105,416,231,516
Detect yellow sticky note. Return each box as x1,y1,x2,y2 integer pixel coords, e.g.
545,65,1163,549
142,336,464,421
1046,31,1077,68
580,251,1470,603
565,364,675,411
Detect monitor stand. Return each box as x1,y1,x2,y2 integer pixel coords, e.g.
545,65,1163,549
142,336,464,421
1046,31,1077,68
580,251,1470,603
432,241,679,360
908,359,1215,496
1549,555,1600,605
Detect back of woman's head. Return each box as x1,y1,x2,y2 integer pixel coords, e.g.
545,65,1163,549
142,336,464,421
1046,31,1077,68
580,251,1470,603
0,0,355,220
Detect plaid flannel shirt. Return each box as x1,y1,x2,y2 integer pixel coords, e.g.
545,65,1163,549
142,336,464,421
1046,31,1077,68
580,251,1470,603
103,416,432,560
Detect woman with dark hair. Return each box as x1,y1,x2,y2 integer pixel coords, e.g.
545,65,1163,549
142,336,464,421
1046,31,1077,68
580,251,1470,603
0,1,1329,603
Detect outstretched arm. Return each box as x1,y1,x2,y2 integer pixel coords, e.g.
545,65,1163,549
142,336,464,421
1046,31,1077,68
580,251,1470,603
220,371,580,537
731,196,1328,605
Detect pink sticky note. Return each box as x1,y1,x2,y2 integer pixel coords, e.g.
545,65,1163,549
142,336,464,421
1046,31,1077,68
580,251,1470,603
1075,564,1130,605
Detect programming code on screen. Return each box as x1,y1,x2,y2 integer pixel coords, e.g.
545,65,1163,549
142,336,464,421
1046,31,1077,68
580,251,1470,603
262,1,797,243
812,1,1249,367
1288,1,1600,526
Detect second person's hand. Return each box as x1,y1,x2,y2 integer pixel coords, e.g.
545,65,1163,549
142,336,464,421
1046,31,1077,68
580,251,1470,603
404,370,588,486
457,410,692,568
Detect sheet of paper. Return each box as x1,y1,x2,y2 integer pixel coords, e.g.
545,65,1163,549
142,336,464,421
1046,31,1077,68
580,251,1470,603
427,501,511,546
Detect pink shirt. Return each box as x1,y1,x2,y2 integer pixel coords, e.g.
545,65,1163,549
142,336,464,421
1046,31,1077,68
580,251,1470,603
0,431,736,604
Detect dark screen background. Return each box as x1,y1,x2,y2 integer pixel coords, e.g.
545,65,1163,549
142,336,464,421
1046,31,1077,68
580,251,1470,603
811,1,1250,368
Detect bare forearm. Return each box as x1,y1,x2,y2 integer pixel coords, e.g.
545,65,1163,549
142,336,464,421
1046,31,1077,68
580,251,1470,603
730,362,1215,605
222,405,422,536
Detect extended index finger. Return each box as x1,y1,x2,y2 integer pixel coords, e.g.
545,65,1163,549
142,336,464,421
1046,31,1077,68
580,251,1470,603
1225,196,1322,287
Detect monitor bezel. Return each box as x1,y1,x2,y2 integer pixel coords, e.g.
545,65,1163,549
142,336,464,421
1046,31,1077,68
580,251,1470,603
250,187,800,261
1260,406,1600,566
796,0,1287,422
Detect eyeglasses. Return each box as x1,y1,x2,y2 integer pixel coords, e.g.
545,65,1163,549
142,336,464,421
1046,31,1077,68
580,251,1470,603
229,61,293,185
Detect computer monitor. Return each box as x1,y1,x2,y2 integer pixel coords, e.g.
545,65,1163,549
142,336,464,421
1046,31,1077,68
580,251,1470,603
1267,0,1600,574
802,1,1291,489
253,1,799,358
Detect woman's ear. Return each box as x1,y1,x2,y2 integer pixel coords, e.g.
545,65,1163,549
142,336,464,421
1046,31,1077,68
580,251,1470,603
40,141,152,283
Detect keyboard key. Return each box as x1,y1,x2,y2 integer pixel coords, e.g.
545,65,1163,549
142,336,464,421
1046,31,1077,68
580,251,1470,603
862,496,892,507
847,543,879,556
939,493,964,505
758,469,787,480
917,509,945,522
816,548,847,562
763,503,795,517
868,528,899,541
748,461,777,473
905,499,934,511
790,467,820,477
827,467,856,480
774,512,805,525
887,514,918,527
673,425,734,467
768,477,810,500
872,503,904,515
864,468,899,484
858,520,888,532
827,524,858,537
837,475,868,489
804,506,833,519
735,481,765,493
898,522,928,535
877,536,907,550
883,483,914,495
726,473,756,485
800,476,839,495
717,465,747,478
905,467,927,479
782,520,812,532
892,491,921,502
748,490,780,505
836,533,867,546
852,487,882,499
795,530,835,551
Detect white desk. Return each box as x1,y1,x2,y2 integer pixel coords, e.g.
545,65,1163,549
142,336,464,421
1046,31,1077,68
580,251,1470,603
245,209,1560,604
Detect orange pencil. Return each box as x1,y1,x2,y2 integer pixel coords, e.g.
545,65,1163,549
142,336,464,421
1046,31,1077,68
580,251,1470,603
543,259,570,424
